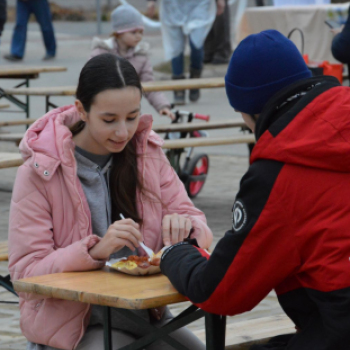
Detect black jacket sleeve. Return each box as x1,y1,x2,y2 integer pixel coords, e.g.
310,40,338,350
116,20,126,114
161,159,301,315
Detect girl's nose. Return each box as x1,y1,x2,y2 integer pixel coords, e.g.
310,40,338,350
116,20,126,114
115,124,128,139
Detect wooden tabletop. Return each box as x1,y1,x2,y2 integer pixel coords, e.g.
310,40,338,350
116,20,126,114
0,241,8,261
0,66,67,77
13,268,187,309
3,77,225,96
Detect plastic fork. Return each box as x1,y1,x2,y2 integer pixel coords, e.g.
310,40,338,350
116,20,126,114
119,213,154,258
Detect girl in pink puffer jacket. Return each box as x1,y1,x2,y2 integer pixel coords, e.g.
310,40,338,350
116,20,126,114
90,4,175,120
8,54,212,350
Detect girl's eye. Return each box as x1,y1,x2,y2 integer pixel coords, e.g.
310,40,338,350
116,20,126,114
103,119,114,124
127,116,137,121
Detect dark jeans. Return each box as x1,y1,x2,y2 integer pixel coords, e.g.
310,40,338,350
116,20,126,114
204,0,231,62
171,39,204,76
11,0,56,58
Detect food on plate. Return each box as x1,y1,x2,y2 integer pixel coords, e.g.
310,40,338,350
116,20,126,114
111,252,162,270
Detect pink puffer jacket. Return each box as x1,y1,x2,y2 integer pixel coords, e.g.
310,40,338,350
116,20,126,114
8,105,212,350
90,37,170,112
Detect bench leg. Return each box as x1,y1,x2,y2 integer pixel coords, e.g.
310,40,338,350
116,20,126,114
103,306,112,350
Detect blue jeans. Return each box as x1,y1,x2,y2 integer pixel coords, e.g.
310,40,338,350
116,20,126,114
171,39,204,77
11,0,56,58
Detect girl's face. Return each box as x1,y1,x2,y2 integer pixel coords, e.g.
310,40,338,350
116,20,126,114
117,29,144,48
75,87,141,155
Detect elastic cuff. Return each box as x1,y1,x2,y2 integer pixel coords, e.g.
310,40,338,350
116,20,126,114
161,241,190,262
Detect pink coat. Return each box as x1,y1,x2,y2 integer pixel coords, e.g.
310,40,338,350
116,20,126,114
90,37,170,112
8,105,212,350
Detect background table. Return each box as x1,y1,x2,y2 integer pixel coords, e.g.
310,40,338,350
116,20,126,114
0,66,67,119
237,4,349,62
14,268,226,350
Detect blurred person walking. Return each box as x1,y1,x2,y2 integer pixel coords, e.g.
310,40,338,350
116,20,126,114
4,0,56,62
0,0,6,48
146,0,216,105
204,0,231,65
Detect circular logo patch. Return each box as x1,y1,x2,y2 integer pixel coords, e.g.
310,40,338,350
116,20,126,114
232,200,247,232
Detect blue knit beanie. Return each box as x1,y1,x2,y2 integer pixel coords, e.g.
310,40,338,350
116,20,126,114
225,30,312,114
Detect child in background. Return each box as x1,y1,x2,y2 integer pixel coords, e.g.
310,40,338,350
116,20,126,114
90,4,174,120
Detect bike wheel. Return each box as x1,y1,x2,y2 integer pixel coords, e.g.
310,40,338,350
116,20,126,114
184,153,209,198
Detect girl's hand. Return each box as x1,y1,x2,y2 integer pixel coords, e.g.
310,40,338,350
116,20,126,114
146,0,157,18
217,0,225,16
162,213,192,246
89,219,142,260
159,107,175,120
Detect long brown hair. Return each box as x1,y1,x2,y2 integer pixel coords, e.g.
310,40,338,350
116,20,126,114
73,53,144,224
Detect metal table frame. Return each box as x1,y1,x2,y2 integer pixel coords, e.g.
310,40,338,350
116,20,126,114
0,74,37,119
102,304,226,350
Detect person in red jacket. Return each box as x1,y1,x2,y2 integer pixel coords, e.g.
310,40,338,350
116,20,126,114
160,29,350,350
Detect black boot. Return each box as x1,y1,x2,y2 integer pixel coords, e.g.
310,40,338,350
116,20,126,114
189,68,202,102
172,75,186,105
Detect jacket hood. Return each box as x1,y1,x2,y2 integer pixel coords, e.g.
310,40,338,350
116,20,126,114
19,105,162,180
251,76,350,173
90,37,149,58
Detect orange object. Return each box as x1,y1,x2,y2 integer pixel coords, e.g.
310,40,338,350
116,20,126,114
303,54,343,84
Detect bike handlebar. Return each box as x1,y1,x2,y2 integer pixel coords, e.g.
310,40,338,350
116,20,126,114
193,113,210,121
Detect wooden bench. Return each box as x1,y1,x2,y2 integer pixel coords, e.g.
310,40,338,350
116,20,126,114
0,66,67,119
0,241,8,262
162,134,255,149
153,119,246,133
3,77,225,112
0,118,36,127
0,152,23,169
0,240,17,298
194,314,295,350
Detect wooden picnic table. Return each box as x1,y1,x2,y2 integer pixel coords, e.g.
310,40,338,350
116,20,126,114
2,77,225,113
0,66,67,119
14,268,226,350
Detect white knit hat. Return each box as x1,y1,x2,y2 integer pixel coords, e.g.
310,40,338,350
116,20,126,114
111,5,144,34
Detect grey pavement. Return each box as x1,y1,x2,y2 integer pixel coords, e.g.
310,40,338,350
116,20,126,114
0,20,282,348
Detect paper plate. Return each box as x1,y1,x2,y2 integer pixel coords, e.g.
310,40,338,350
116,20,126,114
106,257,161,276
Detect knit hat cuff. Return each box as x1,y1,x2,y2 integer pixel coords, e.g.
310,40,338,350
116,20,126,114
113,25,144,34
225,69,312,114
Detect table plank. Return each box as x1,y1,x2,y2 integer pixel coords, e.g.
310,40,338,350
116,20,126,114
13,268,187,309
153,119,246,133
3,77,225,96
162,134,255,149
0,66,67,77
0,241,8,261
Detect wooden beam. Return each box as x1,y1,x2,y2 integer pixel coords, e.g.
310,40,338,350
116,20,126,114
3,77,225,96
0,66,67,77
0,119,36,127
0,152,23,169
153,119,246,133
162,134,255,149
0,241,8,261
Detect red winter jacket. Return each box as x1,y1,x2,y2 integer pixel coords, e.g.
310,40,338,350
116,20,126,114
161,76,350,350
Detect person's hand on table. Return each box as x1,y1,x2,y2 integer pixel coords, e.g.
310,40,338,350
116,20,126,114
89,219,142,260
159,107,175,120
217,0,225,16
146,0,157,18
162,213,192,246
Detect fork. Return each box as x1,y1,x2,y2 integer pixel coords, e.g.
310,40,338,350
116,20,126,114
119,213,154,258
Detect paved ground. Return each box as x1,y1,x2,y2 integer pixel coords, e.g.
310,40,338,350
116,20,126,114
0,20,283,349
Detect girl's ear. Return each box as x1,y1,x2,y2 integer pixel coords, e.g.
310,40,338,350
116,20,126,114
75,100,87,122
